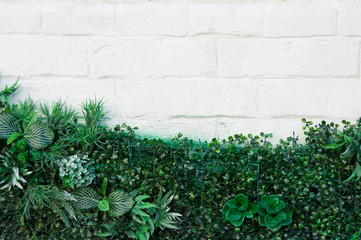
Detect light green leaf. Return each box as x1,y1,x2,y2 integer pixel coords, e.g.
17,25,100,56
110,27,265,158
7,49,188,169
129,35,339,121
98,198,110,211
7,132,21,145
0,113,21,139
24,122,54,149
135,195,150,202
72,187,100,210
108,190,134,217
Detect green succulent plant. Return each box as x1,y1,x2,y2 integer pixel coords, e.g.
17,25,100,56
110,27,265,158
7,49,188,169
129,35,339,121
222,194,257,227
58,154,95,188
257,195,293,232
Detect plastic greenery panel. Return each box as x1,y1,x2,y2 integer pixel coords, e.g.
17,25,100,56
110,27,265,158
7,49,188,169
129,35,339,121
257,195,293,232
222,194,257,227
58,154,96,188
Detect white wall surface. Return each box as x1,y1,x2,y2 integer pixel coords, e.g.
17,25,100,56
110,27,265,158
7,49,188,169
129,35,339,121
1,0,361,141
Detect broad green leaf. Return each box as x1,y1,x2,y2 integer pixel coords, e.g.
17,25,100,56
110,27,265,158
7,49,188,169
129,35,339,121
136,231,146,240
268,200,285,214
72,187,100,210
265,214,279,228
227,199,238,208
269,223,282,232
132,208,150,217
98,199,110,211
134,202,158,209
246,203,258,217
222,204,230,216
97,231,113,237
108,190,134,217
281,209,293,226
225,208,243,221
276,211,287,221
7,132,21,145
24,122,54,149
135,195,150,202
258,215,266,227
257,202,267,217
234,194,248,211
231,215,245,227
0,113,21,139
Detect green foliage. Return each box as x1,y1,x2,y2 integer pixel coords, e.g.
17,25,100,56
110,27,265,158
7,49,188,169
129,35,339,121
0,152,32,190
257,195,293,232
0,112,21,139
152,190,182,230
21,185,78,227
108,190,135,217
24,121,54,150
1,80,361,239
222,194,257,227
58,155,95,188
40,98,76,130
72,187,100,210
72,184,134,217
0,77,20,109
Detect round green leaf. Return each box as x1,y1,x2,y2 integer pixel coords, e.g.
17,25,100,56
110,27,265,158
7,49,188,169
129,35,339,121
231,215,245,227
234,194,248,211
276,211,287,221
267,200,285,214
257,202,267,217
269,223,282,232
225,208,243,221
258,215,266,227
265,214,280,228
222,204,230,216
98,198,110,212
227,199,238,209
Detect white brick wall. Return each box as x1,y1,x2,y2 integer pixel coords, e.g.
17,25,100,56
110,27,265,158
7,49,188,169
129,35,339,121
1,0,361,141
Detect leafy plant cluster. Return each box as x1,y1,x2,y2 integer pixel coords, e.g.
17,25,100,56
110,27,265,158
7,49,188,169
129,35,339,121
0,79,361,239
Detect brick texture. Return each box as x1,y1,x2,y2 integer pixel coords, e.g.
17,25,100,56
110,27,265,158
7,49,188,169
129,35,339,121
0,0,360,141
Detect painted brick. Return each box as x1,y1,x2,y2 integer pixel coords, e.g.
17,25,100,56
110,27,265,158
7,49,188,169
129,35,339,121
114,78,256,118
338,4,361,36
0,1,41,33
257,78,361,119
189,3,262,36
218,39,359,77
256,79,330,118
263,3,336,37
116,3,187,36
90,38,216,78
43,2,116,35
0,36,88,76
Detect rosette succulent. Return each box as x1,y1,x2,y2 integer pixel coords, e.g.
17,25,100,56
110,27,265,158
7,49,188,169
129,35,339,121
58,154,96,188
257,194,293,232
222,194,257,227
